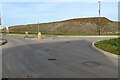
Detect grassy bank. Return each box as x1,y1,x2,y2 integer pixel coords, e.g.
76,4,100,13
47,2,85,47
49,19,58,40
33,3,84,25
95,38,119,55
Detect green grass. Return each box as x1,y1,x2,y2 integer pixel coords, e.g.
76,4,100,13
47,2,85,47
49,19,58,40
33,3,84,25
41,32,99,35
2,32,97,35
2,32,38,34
95,38,120,55
1,31,119,36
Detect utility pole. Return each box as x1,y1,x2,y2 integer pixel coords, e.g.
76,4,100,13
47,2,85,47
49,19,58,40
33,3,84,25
98,1,101,35
0,12,2,33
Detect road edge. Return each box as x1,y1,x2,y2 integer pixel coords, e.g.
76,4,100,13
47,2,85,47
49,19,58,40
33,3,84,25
92,41,118,59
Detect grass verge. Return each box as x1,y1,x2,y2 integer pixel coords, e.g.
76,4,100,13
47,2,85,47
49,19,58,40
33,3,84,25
1,32,119,35
95,38,120,55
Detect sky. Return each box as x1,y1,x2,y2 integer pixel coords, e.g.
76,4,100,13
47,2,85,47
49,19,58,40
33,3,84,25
1,0,119,2
1,1,118,27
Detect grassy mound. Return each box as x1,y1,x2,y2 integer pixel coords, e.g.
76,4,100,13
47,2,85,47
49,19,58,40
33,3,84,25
95,38,119,55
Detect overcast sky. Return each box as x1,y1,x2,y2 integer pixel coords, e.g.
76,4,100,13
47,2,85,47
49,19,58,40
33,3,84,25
1,2,118,27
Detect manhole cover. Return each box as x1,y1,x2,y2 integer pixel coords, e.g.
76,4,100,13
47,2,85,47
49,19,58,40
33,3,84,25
48,58,56,61
26,75,32,78
82,61,101,68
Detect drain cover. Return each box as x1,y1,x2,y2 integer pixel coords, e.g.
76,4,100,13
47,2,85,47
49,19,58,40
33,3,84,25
45,49,50,51
48,58,56,61
82,61,101,68
1,78,8,80
65,42,70,43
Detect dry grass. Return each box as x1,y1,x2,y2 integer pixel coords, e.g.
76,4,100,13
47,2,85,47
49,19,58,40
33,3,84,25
8,17,119,35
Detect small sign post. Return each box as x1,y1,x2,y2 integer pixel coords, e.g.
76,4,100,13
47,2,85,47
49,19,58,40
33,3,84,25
38,32,42,39
37,22,43,39
6,27,9,34
24,31,28,38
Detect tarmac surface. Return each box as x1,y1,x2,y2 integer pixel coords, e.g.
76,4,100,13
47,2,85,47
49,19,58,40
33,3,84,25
1,34,118,78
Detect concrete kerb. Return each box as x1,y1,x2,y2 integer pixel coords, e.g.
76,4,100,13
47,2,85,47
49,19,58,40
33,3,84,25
92,40,118,59
0,39,7,45
57,35,118,38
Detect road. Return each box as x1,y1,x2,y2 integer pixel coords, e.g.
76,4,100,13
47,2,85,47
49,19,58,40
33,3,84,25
2,34,118,78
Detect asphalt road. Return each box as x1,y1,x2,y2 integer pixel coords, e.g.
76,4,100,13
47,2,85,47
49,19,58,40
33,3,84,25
2,34,118,78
